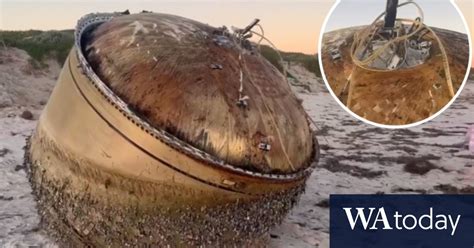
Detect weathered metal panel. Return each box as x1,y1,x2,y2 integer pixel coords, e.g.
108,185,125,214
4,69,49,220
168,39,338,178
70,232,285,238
84,13,314,174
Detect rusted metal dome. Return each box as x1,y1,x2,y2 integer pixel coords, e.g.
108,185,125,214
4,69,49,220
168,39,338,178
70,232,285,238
321,0,470,126
322,27,469,125
82,13,314,173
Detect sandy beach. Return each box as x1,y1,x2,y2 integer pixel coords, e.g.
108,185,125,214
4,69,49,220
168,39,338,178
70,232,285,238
0,47,473,247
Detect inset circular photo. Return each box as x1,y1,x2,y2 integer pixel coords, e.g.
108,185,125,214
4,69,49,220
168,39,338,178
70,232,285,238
319,0,472,128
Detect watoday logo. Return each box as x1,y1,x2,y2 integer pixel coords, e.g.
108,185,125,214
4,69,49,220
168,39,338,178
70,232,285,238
343,207,461,236
330,195,474,248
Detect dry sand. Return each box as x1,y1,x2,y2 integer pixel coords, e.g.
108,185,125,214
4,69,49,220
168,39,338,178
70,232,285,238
0,47,473,247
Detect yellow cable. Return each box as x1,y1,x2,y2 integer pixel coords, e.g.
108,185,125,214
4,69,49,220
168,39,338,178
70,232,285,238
235,29,296,171
424,25,455,97
348,0,454,102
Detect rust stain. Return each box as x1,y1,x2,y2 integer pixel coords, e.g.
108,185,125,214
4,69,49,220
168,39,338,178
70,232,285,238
84,13,314,173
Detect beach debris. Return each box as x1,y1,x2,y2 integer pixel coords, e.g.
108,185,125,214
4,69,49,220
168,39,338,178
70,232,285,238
467,126,474,153
434,184,474,194
270,233,280,239
14,164,26,171
404,159,437,175
0,148,10,157
20,110,34,120
0,195,14,201
315,199,330,208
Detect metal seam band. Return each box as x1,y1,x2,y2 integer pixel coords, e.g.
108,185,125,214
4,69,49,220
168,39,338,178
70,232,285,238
68,55,254,195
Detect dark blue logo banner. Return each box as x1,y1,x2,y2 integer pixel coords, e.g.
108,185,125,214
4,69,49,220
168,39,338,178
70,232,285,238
330,195,474,248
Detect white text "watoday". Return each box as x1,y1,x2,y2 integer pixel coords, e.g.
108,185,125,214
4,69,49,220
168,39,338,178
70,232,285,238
343,207,461,236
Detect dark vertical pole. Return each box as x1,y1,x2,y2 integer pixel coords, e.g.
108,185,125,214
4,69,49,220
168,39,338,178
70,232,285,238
384,0,399,29
240,19,260,36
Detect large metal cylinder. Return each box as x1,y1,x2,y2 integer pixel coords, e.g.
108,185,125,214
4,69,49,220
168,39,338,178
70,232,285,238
27,12,319,246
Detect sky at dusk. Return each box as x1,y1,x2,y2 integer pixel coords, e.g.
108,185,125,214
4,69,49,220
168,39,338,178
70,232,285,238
0,0,472,64
326,0,473,66
0,0,333,54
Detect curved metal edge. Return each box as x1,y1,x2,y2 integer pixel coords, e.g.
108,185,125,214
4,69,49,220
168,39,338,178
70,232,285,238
73,12,319,181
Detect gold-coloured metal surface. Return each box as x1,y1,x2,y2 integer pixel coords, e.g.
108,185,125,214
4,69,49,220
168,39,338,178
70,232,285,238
84,13,314,173
32,47,313,202
27,12,319,246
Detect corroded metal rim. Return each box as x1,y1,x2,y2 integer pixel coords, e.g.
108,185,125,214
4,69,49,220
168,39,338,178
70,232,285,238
74,12,319,181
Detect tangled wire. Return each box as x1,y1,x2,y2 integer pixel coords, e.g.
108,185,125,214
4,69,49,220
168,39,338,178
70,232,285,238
350,0,454,97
